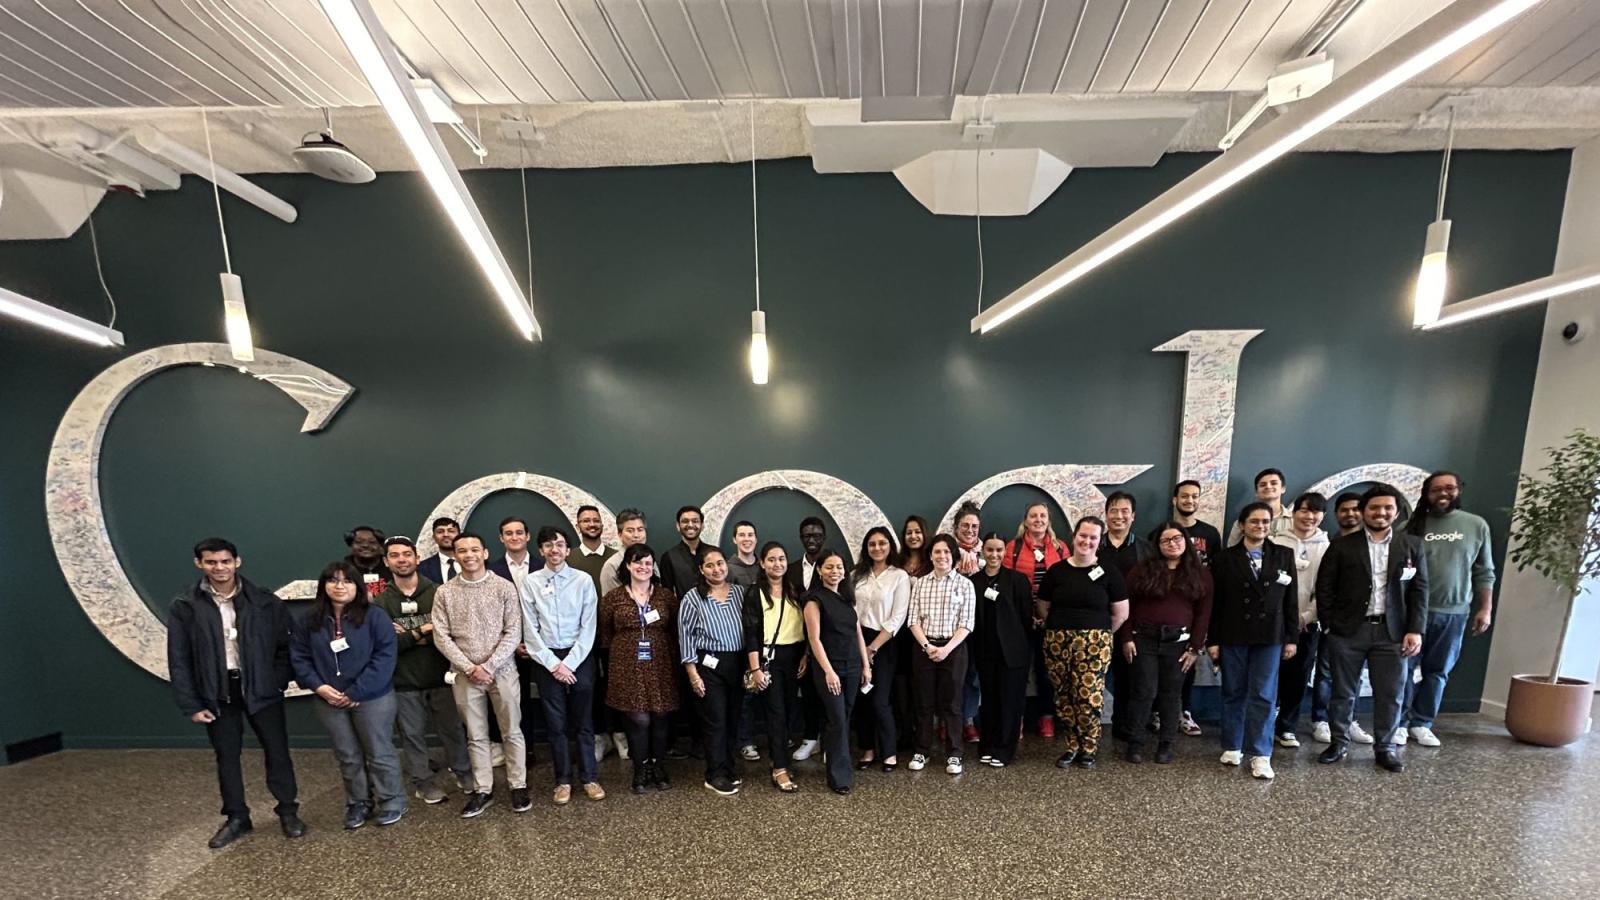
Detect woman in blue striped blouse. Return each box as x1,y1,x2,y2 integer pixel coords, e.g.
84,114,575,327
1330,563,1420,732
678,546,749,797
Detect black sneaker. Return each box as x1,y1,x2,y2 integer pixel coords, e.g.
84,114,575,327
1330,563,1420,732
1074,753,1097,769
1055,750,1078,769
510,788,532,812
207,817,252,849
1125,746,1144,764
343,802,370,830
703,776,739,796
651,760,671,791
1154,742,1176,764
460,792,494,819
632,765,650,795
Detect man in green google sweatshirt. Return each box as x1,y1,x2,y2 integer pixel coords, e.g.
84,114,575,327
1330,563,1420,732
1399,471,1496,748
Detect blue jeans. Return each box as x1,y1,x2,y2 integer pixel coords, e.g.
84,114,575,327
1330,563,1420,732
1219,644,1281,758
963,664,981,723
314,690,405,815
1404,612,1468,729
533,652,598,785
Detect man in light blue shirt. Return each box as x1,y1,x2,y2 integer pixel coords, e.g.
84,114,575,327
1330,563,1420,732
521,526,602,805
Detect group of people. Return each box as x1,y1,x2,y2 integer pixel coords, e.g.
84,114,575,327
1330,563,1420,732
166,469,1496,848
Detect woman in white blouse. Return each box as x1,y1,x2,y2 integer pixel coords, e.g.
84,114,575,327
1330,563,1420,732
849,526,910,772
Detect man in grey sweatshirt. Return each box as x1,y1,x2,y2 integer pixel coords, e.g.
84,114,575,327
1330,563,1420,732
1399,472,1496,747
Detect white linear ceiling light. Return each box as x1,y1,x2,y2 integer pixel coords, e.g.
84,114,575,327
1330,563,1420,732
316,0,540,340
970,0,1544,335
0,286,124,348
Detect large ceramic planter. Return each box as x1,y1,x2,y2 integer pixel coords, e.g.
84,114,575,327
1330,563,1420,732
1504,674,1593,747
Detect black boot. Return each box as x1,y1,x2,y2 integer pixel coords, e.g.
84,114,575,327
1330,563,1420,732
632,761,650,795
651,759,671,791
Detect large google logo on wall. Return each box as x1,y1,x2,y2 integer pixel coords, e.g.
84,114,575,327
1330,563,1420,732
45,331,1425,682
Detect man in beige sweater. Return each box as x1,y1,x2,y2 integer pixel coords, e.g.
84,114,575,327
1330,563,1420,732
433,533,530,817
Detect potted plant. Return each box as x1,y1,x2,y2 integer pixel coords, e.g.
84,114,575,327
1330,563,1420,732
1503,428,1600,747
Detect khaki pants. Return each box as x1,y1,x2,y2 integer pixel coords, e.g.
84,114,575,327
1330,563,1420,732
451,665,527,793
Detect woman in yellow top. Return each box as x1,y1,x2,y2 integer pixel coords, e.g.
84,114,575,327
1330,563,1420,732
742,541,807,793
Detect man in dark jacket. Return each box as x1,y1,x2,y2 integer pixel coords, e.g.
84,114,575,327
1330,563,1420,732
1315,485,1429,773
167,537,305,849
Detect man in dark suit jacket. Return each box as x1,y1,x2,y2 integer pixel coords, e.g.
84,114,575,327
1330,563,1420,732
1314,485,1428,772
418,517,461,585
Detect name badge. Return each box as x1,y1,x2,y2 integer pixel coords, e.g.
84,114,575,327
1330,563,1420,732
400,600,419,615
643,608,661,625
226,626,238,641
860,682,874,694
701,653,720,669
1033,548,1044,563
444,670,457,685
1400,566,1417,582
1276,570,1292,586
330,637,350,653
541,582,556,596
362,573,378,584
637,639,653,661
984,585,1000,601
1088,566,1104,581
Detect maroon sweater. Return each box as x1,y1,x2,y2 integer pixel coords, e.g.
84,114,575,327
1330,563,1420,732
1115,569,1213,652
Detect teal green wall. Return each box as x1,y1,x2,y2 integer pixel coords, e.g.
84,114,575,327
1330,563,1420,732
0,151,1568,750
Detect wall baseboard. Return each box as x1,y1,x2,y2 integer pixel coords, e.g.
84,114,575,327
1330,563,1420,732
5,732,64,765
1478,697,1509,721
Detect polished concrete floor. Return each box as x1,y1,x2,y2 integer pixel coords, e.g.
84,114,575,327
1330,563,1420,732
2,715,1595,899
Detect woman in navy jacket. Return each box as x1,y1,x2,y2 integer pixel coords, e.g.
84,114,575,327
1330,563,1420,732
291,560,404,829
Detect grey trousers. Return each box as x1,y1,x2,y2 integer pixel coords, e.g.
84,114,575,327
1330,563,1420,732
394,687,471,787
313,690,406,815
1326,621,1407,753
452,665,528,793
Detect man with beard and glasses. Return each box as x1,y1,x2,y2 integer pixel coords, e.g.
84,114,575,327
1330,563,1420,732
1397,472,1495,748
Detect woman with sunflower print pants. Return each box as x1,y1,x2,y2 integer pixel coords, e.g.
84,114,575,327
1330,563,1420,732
1036,517,1129,769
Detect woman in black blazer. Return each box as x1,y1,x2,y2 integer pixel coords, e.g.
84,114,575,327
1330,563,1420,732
970,533,1034,767
1207,503,1299,780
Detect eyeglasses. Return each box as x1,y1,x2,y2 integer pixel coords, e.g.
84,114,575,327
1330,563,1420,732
1158,536,1187,546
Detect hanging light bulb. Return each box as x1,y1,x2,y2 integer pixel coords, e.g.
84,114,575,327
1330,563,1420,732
1412,108,1456,328
220,273,255,362
746,100,769,386
1413,220,1451,327
203,110,255,361
749,309,769,385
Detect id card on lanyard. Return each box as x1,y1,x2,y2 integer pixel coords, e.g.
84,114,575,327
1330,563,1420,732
637,604,656,661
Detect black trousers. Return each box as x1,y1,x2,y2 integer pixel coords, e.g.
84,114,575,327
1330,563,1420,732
1110,650,1133,739
976,655,1028,764
759,642,805,769
1126,634,1186,749
912,642,968,759
892,628,920,751
854,629,898,760
205,673,297,819
695,651,745,782
813,665,862,790
798,660,823,740
619,711,670,777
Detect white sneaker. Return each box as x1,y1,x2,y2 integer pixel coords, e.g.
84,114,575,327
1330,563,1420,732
1180,711,1202,736
908,753,928,771
945,756,964,775
1219,750,1243,766
490,742,505,768
1391,727,1408,746
1249,756,1275,780
1311,721,1332,744
792,738,821,761
595,734,613,761
1276,731,1301,749
1410,726,1441,747
613,732,630,760
1348,721,1375,744
739,744,761,761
